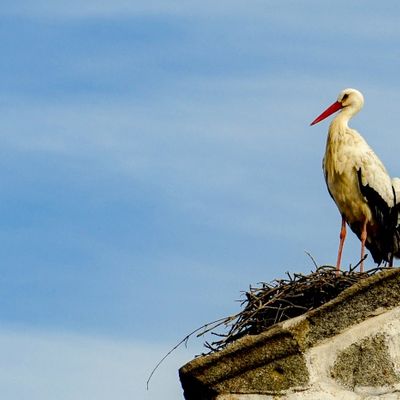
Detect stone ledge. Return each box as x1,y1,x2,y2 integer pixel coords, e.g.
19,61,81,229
179,268,400,400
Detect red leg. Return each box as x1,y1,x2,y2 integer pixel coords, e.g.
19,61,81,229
336,216,346,275
360,220,367,273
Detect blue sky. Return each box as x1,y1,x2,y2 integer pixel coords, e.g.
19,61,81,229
1,1,400,398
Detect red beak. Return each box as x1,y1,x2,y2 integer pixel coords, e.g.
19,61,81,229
310,101,343,126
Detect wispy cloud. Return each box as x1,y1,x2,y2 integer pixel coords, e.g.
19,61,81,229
0,326,193,400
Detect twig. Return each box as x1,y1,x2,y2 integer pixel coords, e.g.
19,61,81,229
349,254,368,273
305,251,319,269
146,316,235,390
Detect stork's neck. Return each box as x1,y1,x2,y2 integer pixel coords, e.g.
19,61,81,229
329,113,349,138
329,105,360,136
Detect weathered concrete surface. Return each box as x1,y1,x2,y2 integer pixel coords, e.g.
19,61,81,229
179,268,400,399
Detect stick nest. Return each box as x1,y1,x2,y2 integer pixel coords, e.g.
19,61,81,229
200,264,389,353
146,262,391,389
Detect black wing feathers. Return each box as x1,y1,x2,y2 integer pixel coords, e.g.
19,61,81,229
357,168,399,264
356,169,392,228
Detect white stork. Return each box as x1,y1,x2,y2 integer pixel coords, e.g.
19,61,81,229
310,88,400,273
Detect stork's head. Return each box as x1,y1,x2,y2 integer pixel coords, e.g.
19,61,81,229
310,88,364,126
338,88,364,109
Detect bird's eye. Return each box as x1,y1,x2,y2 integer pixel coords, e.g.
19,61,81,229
342,94,349,101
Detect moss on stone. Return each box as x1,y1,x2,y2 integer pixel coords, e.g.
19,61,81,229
331,333,399,389
215,354,309,394
180,328,307,398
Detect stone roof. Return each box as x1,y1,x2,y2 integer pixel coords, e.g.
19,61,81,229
179,268,400,399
